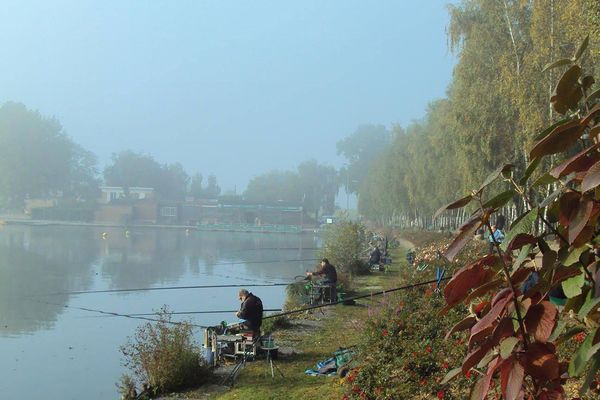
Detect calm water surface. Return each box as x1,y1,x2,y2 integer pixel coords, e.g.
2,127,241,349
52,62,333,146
0,225,319,399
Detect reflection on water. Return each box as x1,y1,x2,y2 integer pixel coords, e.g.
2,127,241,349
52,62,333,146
0,226,317,336
0,226,99,336
0,225,318,399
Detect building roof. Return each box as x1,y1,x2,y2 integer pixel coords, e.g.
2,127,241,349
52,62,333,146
99,186,154,192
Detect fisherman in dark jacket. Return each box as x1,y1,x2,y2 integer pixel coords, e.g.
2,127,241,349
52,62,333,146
306,258,338,302
307,258,337,284
369,246,382,266
236,289,264,337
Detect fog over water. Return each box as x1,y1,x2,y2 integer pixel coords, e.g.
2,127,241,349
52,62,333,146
0,2,456,398
0,0,454,191
0,225,318,399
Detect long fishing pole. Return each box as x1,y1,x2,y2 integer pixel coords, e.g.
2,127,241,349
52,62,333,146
44,258,319,296
261,276,450,320
229,247,321,252
54,282,291,296
78,277,448,321
38,300,211,328
196,257,320,267
37,277,449,329
126,308,282,317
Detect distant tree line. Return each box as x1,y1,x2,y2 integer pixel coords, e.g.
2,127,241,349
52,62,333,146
240,124,392,222
243,160,339,222
103,150,221,201
0,102,100,207
5,0,595,222
0,100,346,217
0,101,347,216
357,0,600,229
0,102,222,209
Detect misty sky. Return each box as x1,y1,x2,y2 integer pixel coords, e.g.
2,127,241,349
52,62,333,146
0,0,455,192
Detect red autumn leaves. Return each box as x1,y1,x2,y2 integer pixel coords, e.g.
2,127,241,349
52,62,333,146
442,251,562,399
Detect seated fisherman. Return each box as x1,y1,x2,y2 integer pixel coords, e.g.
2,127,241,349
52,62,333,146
306,258,338,302
488,225,505,254
406,249,415,266
236,289,263,338
369,246,382,267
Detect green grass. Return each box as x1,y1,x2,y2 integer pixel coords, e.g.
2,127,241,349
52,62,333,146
207,248,409,400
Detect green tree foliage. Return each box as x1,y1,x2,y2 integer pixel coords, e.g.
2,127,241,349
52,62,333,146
244,160,339,220
0,102,99,207
103,150,191,200
244,170,301,203
104,150,163,189
320,220,369,275
202,174,221,199
436,36,600,399
189,173,204,199
358,0,600,227
188,173,221,199
337,124,391,194
297,159,338,219
68,144,101,202
157,162,190,201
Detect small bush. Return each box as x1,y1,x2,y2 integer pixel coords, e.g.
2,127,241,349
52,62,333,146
321,220,369,275
118,306,210,396
116,374,137,400
341,234,486,399
342,290,471,399
335,271,352,292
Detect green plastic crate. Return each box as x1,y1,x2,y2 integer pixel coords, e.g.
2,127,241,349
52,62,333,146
334,348,354,367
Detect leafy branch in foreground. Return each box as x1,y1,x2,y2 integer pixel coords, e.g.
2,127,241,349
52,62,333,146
438,35,600,399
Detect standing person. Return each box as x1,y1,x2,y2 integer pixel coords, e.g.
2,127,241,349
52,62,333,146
236,289,263,338
488,225,504,254
306,258,338,302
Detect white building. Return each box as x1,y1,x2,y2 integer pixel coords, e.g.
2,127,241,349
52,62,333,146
98,186,154,204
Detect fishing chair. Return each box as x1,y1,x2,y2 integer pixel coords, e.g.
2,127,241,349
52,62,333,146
309,282,336,304
221,333,262,387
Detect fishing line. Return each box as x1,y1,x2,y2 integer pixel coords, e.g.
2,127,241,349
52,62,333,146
37,300,211,328
204,257,320,267
229,247,321,252
76,277,448,321
126,308,283,317
55,282,291,296
261,276,451,320
44,259,318,296
36,277,450,329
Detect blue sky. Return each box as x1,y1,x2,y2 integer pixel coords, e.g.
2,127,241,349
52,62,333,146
0,0,456,192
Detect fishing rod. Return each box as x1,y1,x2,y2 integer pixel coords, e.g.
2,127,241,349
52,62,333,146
37,300,211,329
37,277,449,329
53,282,291,296
202,257,320,266
84,277,448,320
261,276,451,321
44,259,319,296
229,247,321,252
126,308,283,317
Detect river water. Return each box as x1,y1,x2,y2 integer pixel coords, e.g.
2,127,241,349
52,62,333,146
0,225,319,399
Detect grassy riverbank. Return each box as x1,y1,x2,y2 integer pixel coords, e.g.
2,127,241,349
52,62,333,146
156,240,413,400
160,229,600,400
200,229,465,400
155,230,486,400
207,243,416,400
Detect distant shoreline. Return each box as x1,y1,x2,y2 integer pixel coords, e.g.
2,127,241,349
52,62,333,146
0,217,314,234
